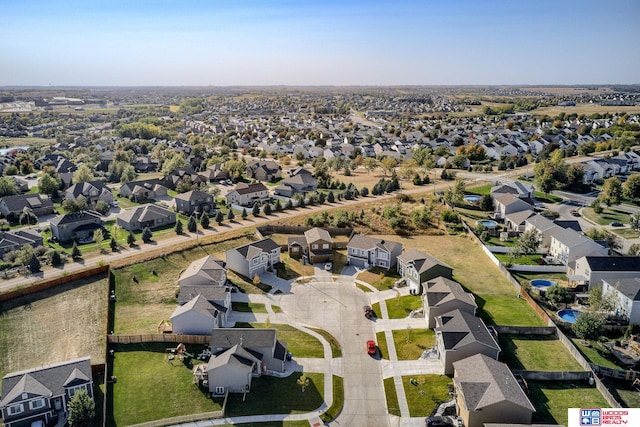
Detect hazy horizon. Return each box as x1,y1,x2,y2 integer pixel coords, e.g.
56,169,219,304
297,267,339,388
2,0,639,87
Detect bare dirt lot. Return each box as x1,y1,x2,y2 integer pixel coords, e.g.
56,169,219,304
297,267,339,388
0,275,109,379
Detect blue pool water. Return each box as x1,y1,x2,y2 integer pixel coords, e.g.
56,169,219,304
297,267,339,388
530,279,556,289
464,195,482,203
478,220,498,229
557,309,582,324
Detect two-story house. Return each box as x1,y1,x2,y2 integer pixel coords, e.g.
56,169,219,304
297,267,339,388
274,167,317,197
174,190,215,216
346,234,403,270
0,357,94,427
423,276,477,328
571,256,640,290
225,182,270,207
246,160,282,182
64,180,114,206
548,228,608,266
397,249,453,295
119,179,168,202
225,238,281,279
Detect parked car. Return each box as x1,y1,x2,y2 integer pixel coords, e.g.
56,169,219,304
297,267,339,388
363,305,374,319
570,209,580,217
366,339,377,355
610,221,624,227
324,262,332,271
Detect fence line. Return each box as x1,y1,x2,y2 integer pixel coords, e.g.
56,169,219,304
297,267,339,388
107,334,211,345
512,370,591,381
494,325,556,335
258,224,354,236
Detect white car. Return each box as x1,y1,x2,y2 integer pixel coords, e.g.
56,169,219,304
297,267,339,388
324,262,332,271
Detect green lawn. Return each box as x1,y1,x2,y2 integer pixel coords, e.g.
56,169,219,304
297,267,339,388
529,381,609,426
371,302,381,319
357,267,401,291
308,327,342,358
572,338,625,369
376,331,389,359
383,377,400,416
467,184,491,195
495,253,544,265
512,272,570,288
386,294,423,319
583,206,631,226
402,375,452,417
272,305,283,313
108,343,223,426
534,192,563,203
499,335,584,371
356,283,374,292
475,294,546,326
235,323,324,358
232,302,268,313
225,373,324,416
482,235,517,247
602,377,640,409
320,375,344,423
392,329,436,360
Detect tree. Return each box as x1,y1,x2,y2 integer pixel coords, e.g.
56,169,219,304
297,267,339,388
327,191,335,203
39,173,59,194
72,164,95,184
142,227,152,243
599,177,623,207
623,174,640,201
546,285,572,304
110,236,118,252
514,229,540,256
591,199,603,214
161,154,188,175
241,208,248,220
94,200,110,216
253,274,260,286
380,157,397,175
0,176,19,197
565,164,585,190
93,229,104,250
175,219,184,234
72,241,82,259
363,158,378,174
187,215,197,233
296,373,310,393
252,202,260,217
588,285,617,312
224,159,247,180
19,207,37,226
120,164,137,183
67,389,95,427
28,253,41,273
572,312,604,340
51,250,63,266
628,243,640,257
479,194,493,211
538,170,556,195
263,203,272,215
227,209,235,221
360,187,369,197
200,212,210,229
127,230,136,247
216,210,224,225
630,213,640,232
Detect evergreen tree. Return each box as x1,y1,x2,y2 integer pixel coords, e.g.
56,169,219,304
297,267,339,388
263,203,272,215
286,199,293,210
67,389,95,427
200,212,210,229
127,230,136,247
241,208,248,219
187,215,197,233
175,219,184,234
227,209,235,221
72,241,82,259
110,236,118,252
51,250,62,266
360,187,369,197
327,191,335,203
216,210,224,224
274,199,282,211
142,227,152,243
28,253,41,273
252,202,260,216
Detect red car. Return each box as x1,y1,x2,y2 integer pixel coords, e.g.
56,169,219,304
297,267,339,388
367,340,377,355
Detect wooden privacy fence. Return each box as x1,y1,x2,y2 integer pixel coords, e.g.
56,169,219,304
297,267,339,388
512,370,591,381
258,224,354,236
592,365,640,382
494,325,557,335
108,334,210,345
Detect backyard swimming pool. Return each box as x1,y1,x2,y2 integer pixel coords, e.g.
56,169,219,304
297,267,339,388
557,309,582,324
530,279,556,289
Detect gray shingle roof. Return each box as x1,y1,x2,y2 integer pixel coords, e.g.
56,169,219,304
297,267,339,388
210,328,276,349
436,309,499,351
424,277,477,309
347,234,403,254
398,249,452,273
233,238,279,260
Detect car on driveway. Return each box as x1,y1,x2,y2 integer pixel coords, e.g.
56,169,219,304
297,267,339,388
610,221,624,227
363,305,374,319
570,209,580,217
367,339,377,355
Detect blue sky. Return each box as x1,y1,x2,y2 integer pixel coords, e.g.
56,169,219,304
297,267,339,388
1,0,639,86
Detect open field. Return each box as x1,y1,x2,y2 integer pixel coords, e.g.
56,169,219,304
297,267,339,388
371,233,545,326
583,206,632,226
108,343,223,426
499,334,585,371
0,275,109,379
402,374,451,417
0,136,52,148
529,381,609,426
529,104,640,116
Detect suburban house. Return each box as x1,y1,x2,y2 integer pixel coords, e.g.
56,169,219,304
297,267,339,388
116,203,176,232
49,210,104,243
246,160,282,182
64,180,114,206
548,228,608,266
453,354,535,427
133,155,159,172
435,309,501,375
524,214,562,249
170,294,227,335
490,181,534,203
0,229,43,259
274,167,317,197
571,256,640,289
304,227,333,264
199,345,262,395
210,328,288,373
346,234,403,270
0,194,55,220
504,209,536,233
178,255,227,287
119,178,168,202
397,249,453,295
0,357,94,427
602,277,640,325
423,276,477,328
174,190,215,216
201,164,230,183
225,182,270,207
493,194,532,221
225,238,281,279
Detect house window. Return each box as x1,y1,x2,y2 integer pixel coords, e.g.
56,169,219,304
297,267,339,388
215,386,225,394
292,247,299,252
322,244,329,249
312,244,318,250
252,258,259,265
8,404,23,415
67,384,87,398
30,398,45,410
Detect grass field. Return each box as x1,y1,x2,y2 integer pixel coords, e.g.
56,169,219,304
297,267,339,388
402,374,452,417
108,343,223,426
308,327,342,358
499,335,584,371
529,381,609,426
383,377,400,416
392,329,436,360
376,331,389,359
357,267,401,291
235,322,324,358
602,377,640,409
583,206,631,226
371,233,545,326
232,302,268,313
386,294,423,319
0,275,109,379
0,136,52,148
572,338,624,369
